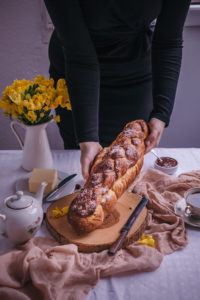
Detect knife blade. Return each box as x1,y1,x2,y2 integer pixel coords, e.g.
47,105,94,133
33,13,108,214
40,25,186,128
43,173,77,202
108,196,148,256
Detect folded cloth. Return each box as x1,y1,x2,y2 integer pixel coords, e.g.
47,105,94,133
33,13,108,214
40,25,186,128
129,169,200,254
1,169,200,300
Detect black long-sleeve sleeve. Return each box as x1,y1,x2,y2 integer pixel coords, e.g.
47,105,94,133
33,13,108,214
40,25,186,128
150,0,191,125
44,0,100,143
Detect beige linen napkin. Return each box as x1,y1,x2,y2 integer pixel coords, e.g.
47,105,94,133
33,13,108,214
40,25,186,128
1,169,199,300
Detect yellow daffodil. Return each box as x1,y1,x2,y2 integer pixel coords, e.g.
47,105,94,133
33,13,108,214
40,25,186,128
52,205,69,218
137,234,155,248
27,111,37,122
43,105,50,112
17,105,24,115
0,76,72,125
66,101,72,111
54,115,60,123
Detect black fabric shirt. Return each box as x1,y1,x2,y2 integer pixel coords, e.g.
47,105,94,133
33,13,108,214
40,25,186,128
44,0,190,143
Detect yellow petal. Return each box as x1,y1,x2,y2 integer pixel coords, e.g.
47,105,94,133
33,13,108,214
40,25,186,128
54,115,60,123
137,234,155,247
148,239,155,247
52,205,69,218
61,206,69,215
52,207,62,218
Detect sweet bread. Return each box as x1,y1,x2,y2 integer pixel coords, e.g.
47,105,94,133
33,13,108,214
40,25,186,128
68,120,148,234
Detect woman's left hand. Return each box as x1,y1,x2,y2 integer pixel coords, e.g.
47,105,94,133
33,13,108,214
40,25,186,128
145,118,165,153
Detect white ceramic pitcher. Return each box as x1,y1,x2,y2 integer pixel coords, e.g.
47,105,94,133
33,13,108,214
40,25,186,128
10,119,54,171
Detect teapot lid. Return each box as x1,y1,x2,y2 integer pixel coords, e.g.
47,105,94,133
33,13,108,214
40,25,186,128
6,191,33,209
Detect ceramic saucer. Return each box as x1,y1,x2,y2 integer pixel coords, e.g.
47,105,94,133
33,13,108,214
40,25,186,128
174,198,200,228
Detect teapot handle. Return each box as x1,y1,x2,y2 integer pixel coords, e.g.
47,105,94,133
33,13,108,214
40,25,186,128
10,120,26,149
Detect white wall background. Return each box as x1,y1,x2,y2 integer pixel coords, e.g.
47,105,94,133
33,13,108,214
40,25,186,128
0,0,64,150
0,0,200,150
161,24,200,148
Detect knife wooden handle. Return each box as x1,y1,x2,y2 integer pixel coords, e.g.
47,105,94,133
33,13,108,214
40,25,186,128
108,230,128,256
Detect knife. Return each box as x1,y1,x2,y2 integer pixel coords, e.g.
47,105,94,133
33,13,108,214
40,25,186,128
108,196,148,256
43,173,77,202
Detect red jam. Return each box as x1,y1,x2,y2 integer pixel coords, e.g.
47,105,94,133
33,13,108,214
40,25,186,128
156,157,177,168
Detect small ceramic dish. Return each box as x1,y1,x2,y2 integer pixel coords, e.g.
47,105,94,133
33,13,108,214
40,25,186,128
154,156,178,175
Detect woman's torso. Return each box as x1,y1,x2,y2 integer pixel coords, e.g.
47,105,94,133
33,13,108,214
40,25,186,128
50,0,163,85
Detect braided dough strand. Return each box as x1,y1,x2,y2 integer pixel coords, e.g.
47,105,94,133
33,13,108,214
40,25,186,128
68,120,148,234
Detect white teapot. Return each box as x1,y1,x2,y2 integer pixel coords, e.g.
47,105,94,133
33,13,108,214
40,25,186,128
0,182,47,244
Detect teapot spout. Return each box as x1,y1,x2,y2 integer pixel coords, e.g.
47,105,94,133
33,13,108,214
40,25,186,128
35,182,48,206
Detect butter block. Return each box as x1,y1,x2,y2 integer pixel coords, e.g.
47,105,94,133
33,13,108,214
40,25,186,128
29,168,58,195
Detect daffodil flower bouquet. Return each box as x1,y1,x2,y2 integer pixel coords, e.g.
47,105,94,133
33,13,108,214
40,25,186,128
0,75,71,125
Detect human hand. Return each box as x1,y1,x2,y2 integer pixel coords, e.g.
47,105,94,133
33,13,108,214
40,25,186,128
79,142,103,180
145,118,165,153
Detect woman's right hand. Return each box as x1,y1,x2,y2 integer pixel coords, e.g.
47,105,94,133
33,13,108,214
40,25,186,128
79,142,102,180
145,118,165,153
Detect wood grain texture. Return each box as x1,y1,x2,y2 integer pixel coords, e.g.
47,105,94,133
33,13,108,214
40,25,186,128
46,191,148,253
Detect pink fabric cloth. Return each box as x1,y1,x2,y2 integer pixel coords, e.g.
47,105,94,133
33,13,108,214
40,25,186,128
1,169,199,300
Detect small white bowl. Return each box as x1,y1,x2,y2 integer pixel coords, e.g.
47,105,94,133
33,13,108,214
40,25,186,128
154,156,178,175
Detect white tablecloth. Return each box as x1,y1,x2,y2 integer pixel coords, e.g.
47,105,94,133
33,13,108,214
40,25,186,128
0,149,200,300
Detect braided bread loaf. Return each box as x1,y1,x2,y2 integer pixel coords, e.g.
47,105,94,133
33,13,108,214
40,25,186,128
68,120,148,234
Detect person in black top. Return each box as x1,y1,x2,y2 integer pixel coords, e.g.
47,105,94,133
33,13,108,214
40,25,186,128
44,0,190,179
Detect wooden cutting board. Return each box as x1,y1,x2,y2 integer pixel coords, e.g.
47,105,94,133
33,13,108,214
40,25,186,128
46,191,148,253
